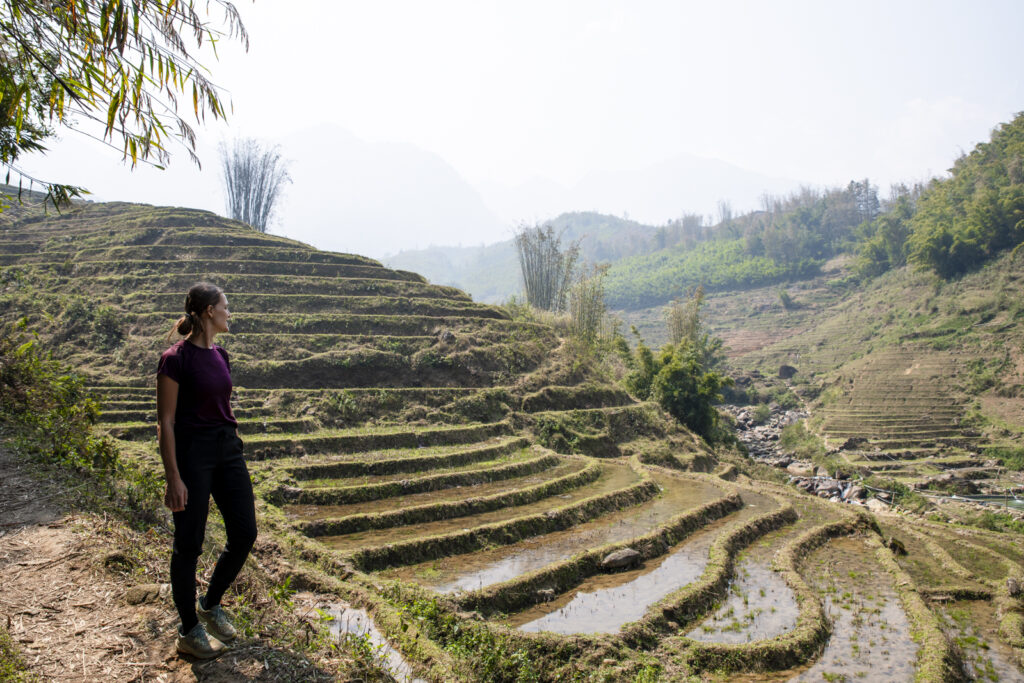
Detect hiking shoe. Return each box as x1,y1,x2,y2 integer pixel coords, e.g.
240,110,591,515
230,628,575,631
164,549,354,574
197,599,238,643
176,622,226,659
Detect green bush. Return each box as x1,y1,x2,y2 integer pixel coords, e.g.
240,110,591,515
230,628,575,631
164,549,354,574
751,404,771,425
0,321,162,525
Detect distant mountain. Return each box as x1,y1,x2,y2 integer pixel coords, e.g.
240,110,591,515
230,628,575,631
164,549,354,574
384,212,657,302
274,124,507,258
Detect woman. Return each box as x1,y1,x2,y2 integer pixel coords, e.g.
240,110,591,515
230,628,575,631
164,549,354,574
156,282,257,659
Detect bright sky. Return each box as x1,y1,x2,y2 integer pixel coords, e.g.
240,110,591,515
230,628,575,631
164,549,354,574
17,0,1024,255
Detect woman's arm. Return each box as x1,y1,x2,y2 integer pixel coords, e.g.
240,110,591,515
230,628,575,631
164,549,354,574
157,374,188,512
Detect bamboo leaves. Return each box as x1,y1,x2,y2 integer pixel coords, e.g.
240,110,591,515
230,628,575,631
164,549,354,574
0,0,249,209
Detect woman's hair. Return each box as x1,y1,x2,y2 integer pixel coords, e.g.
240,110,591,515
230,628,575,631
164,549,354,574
166,282,224,342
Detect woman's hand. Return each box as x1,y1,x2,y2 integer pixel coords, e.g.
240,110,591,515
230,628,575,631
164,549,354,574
165,476,189,512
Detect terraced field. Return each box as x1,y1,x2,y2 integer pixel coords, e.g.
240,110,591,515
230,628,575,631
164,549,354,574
819,349,1000,486
4,200,1024,680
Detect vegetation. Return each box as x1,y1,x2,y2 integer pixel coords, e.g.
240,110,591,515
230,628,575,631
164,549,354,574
567,264,608,348
623,290,730,441
907,113,1024,277
513,223,580,311
0,0,248,205
220,137,292,232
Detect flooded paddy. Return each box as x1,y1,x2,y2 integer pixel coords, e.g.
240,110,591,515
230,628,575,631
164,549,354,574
315,460,634,553
382,472,726,592
327,605,425,683
786,535,918,682
939,600,1022,681
285,459,588,521
511,492,772,634
682,496,834,644
684,559,798,644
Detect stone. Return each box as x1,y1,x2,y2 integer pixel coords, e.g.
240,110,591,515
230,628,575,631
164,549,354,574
1008,578,1021,598
885,537,907,555
125,583,168,605
778,365,798,379
787,462,815,477
866,498,890,514
536,589,555,601
845,485,866,500
439,330,456,344
815,467,830,478
602,548,641,569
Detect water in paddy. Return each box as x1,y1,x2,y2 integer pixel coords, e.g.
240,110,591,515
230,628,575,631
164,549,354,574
511,492,774,634
939,600,1023,681
684,561,797,644
382,472,727,593
317,460,635,554
685,498,839,644
786,535,917,682
327,605,425,683
284,459,586,522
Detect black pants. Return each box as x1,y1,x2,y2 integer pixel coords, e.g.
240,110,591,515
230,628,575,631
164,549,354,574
171,424,257,632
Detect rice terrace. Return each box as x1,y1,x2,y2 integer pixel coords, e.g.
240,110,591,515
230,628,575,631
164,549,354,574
2,3,1024,682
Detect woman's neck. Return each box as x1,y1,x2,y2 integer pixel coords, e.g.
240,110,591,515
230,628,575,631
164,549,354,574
188,328,216,349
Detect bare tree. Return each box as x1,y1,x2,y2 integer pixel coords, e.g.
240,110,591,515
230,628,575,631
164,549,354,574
513,223,580,311
220,138,291,232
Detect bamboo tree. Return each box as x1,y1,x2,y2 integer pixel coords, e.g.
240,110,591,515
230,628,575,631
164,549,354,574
513,223,580,311
220,138,291,233
0,0,249,207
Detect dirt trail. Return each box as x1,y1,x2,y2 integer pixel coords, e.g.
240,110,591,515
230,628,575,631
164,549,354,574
0,447,357,682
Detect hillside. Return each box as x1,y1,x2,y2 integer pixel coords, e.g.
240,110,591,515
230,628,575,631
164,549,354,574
384,211,656,303
3,198,1024,681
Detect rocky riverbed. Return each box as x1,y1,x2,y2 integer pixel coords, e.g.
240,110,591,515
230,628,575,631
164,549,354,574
726,403,1024,517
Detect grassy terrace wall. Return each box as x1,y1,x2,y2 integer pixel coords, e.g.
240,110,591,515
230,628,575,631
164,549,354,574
299,459,603,537
346,473,661,572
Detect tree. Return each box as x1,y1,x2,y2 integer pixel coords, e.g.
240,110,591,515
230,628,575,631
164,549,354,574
220,137,291,232
513,223,580,311
0,0,248,207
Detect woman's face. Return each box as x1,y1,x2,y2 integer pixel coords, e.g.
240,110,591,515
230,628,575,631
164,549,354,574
205,293,231,334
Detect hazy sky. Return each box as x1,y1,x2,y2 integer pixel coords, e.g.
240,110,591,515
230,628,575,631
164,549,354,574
17,0,1024,255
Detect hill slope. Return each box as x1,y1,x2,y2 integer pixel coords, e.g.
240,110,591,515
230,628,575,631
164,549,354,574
3,198,1024,681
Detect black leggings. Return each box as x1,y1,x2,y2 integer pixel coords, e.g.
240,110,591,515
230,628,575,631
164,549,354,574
171,424,257,632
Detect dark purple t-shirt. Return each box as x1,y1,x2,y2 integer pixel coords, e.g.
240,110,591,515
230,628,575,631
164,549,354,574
157,340,238,429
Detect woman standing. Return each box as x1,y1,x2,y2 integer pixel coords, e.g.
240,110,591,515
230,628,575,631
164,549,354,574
156,282,257,658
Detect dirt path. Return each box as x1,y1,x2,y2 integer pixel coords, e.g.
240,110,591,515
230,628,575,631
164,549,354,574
0,447,368,682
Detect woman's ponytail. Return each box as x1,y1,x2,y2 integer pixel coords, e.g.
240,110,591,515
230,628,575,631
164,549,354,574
165,283,224,342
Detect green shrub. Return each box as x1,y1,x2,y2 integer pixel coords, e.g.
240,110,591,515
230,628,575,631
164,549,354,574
751,403,771,425
778,421,824,461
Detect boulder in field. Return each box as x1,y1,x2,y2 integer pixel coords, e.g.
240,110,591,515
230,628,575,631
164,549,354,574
602,548,641,569
787,462,815,477
866,498,890,514
844,485,866,500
